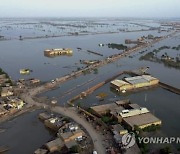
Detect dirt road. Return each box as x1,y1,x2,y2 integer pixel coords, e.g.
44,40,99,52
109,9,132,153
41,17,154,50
21,93,106,154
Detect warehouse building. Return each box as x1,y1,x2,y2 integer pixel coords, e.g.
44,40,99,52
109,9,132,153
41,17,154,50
123,112,162,130
110,75,159,92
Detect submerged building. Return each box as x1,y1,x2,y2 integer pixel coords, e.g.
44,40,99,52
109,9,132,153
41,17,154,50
44,48,73,57
110,75,159,92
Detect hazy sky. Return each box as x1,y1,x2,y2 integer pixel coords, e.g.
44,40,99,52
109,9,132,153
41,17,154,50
0,0,179,18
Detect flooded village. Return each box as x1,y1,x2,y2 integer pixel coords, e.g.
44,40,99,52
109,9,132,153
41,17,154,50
0,18,180,154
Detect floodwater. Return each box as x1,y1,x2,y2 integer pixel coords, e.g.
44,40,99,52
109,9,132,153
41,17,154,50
0,110,53,154
0,18,155,39
0,18,180,153
0,30,168,81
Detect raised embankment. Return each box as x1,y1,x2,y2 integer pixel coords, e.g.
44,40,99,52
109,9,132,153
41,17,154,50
159,82,180,95
68,71,124,104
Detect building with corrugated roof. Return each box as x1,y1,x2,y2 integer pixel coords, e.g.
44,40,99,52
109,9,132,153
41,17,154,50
123,112,162,130
110,75,159,92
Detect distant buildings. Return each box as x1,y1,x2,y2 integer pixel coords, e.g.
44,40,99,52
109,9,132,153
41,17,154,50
7,98,24,109
0,74,11,87
125,37,146,45
1,87,13,97
19,69,30,75
29,78,40,84
44,48,73,57
110,75,159,92
0,68,26,117
0,96,24,117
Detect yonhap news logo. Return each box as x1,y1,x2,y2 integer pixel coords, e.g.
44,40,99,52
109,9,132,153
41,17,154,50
122,132,180,149
122,132,136,148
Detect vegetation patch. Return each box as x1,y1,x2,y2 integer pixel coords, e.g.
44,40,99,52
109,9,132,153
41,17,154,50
139,45,180,69
107,43,128,50
101,115,118,125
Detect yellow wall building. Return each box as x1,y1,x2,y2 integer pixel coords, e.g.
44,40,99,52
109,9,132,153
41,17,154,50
44,48,73,57
110,75,159,92
123,113,162,130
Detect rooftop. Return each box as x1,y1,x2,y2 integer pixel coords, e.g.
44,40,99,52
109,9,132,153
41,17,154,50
128,103,141,109
123,112,161,128
110,80,129,87
112,124,127,132
39,112,52,121
46,138,64,152
64,140,77,149
115,100,130,106
60,129,84,141
125,76,148,84
91,103,118,114
34,149,48,154
124,75,158,85
142,75,157,81
110,106,125,116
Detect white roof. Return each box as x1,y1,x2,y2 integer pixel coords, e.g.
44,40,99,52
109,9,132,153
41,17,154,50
142,75,157,81
125,75,157,84
111,80,129,86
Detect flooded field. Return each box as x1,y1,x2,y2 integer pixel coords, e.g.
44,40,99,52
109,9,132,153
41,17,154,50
0,30,170,81
40,35,180,103
0,18,180,153
0,18,161,40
